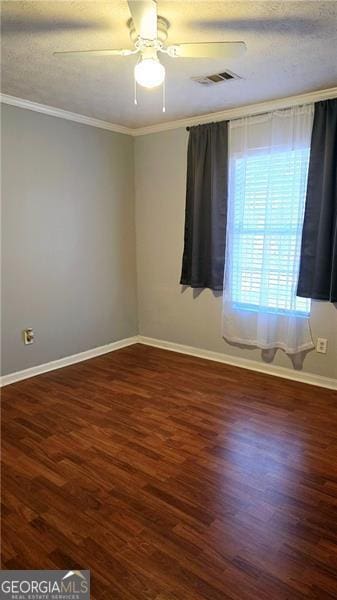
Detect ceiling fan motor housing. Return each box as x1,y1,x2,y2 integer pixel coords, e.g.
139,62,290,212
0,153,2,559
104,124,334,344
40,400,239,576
127,16,169,45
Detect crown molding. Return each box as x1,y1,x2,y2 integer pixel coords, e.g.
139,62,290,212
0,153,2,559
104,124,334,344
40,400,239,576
0,93,134,136
2,86,337,137
132,86,337,136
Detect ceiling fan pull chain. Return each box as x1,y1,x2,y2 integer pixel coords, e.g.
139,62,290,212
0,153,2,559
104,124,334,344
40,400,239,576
162,78,166,113
134,77,138,106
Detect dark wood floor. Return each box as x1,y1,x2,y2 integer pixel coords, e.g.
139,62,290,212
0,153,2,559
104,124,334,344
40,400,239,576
2,344,337,599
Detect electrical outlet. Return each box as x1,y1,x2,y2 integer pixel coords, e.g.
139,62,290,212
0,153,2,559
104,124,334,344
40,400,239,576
23,328,34,345
316,337,328,354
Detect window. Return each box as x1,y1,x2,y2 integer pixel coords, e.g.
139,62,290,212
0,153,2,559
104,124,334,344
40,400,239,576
230,148,311,317
222,106,314,354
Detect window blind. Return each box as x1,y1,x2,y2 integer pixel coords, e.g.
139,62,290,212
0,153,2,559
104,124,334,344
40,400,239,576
230,148,311,316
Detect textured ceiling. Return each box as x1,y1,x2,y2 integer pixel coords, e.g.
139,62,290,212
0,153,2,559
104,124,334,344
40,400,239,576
1,1,337,128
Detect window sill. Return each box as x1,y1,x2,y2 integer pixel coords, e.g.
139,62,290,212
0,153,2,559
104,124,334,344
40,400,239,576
232,302,310,318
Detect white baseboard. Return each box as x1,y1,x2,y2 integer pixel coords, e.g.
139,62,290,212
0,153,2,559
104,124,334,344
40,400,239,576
0,336,139,387
138,336,337,391
2,334,336,391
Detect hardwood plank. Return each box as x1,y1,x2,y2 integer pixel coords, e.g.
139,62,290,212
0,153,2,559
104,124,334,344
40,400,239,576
1,343,337,599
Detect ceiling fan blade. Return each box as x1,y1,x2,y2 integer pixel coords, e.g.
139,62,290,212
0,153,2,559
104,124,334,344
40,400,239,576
167,41,246,59
127,1,157,40
54,48,135,57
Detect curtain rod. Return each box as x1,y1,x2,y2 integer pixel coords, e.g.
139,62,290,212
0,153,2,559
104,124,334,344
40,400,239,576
185,96,335,132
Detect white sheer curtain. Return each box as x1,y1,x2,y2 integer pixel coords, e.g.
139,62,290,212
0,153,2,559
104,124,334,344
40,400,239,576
222,105,314,355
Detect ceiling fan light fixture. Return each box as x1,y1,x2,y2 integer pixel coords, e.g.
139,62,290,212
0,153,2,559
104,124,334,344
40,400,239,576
134,57,165,88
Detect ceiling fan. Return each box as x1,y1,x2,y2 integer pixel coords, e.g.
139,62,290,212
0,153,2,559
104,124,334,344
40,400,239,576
54,0,246,106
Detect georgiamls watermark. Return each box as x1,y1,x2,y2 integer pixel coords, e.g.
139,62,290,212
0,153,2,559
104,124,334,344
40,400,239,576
0,570,90,600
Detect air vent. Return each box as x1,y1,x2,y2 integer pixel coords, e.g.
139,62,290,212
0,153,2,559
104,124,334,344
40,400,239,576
192,70,241,86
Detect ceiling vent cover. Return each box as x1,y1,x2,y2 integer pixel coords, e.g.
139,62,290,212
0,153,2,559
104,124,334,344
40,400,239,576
192,70,241,85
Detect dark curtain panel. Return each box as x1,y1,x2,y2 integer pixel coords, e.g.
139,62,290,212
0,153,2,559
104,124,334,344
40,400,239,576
180,121,228,290
297,99,337,302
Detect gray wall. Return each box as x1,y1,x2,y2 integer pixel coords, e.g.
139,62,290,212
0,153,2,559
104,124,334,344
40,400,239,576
2,106,336,380
134,128,337,380
1,104,137,375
